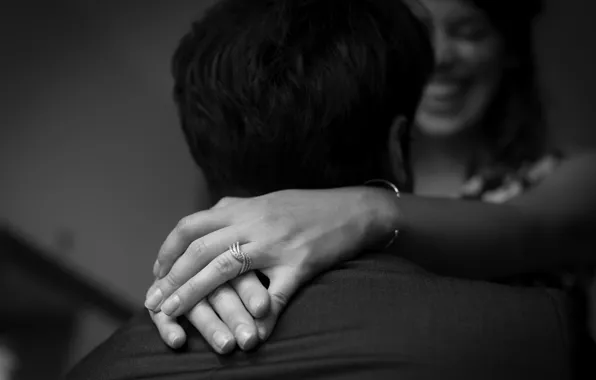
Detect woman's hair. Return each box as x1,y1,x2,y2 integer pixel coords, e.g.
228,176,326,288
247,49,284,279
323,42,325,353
470,0,549,172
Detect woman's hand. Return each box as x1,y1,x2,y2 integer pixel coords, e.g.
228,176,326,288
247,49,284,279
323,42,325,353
145,187,396,340
150,271,269,354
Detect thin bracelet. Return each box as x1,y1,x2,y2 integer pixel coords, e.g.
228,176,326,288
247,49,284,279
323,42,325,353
364,179,400,250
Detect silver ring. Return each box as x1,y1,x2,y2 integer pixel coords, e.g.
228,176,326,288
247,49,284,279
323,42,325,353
229,242,252,276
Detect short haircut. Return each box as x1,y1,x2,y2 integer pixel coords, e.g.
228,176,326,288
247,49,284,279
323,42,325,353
172,0,433,197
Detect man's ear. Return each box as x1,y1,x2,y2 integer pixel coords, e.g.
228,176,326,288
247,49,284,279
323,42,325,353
387,115,410,189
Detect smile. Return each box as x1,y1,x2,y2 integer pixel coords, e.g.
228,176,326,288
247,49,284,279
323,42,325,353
424,81,468,101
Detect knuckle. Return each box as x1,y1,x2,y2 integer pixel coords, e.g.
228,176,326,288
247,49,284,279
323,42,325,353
212,253,237,276
174,216,193,237
184,278,200,295
196,298,210,308
271,291,289,308
208,286,228,305
238,274,263,294
261,214,285,234
259,204,278,222
152,311,170,326
186,298,214,328
164,272,182,289
190,299,211,317
187,239,208,259
260,212,294,235
217,197,233,208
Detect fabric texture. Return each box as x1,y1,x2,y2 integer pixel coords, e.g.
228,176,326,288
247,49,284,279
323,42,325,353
460,151,595,378
66,253,573,380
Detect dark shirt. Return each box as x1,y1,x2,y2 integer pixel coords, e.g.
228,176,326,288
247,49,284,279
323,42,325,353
67,254,573,380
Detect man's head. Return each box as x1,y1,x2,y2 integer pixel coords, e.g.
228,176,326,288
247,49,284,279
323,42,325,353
173,0,433,198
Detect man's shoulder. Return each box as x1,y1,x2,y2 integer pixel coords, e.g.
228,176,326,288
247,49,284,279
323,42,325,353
65,311,157,380
323,251,430,279
66,255,573,380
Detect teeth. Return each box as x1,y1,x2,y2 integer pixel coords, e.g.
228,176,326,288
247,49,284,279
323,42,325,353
425,82,462,98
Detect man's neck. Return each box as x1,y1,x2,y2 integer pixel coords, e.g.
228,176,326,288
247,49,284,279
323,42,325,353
410,127,484,197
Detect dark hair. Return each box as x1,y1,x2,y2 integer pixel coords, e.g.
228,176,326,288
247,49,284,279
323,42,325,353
172,0,433,197
471,0,549,171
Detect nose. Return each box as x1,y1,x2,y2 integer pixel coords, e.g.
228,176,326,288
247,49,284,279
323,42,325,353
433,30,456,69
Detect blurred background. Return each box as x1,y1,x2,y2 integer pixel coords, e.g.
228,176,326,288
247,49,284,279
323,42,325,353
1,0,595,378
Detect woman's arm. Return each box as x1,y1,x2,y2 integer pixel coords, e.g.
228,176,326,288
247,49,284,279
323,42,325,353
370,151,596,279
145,152,596,341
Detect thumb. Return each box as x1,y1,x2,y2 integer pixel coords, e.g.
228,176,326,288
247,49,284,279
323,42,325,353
255,268,300,341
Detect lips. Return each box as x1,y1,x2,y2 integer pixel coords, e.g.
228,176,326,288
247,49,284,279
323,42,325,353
420,80,469,113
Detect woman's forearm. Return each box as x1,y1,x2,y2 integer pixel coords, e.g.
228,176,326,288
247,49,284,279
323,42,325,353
367,190,564,280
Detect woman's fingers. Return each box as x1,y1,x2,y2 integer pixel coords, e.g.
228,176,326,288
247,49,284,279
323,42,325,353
185,299,236,354
154,197,245,279
208,283,259,351
149,310,187,349
230,271,270,319
153,209,232,279
145,227,244,311
157,243,261,317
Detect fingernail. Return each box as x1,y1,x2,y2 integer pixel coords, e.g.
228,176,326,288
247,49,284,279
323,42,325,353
152,260,160,277
168,333,182,348
157,266,168,279
145,288,163,310
256,321,268,341
236,325,257,350
250,298,266,316
145,286,154,299
161,295,181,315
213,331,233,352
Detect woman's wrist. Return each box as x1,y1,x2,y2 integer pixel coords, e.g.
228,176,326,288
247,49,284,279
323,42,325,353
357,185,403,250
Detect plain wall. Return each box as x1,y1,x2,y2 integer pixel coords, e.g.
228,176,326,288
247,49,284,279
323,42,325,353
0,0,215,370
535,0,596,151
1,0,595,370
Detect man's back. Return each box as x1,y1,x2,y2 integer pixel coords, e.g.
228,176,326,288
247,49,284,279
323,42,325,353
67,253,573,380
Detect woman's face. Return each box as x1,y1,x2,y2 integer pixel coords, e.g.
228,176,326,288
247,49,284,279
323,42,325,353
414,0,505,137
